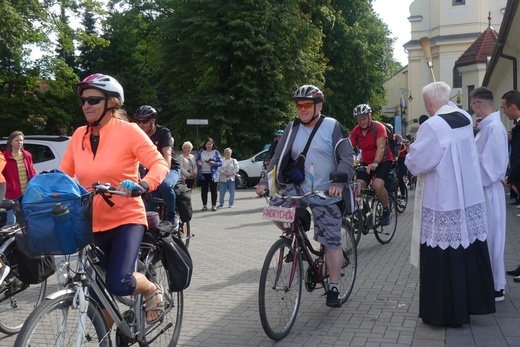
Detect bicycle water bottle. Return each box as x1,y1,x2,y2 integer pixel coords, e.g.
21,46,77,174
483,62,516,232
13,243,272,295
52,203,74,254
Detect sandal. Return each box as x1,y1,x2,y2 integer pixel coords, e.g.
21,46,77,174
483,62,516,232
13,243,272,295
144,282,164,324
201,206,208,212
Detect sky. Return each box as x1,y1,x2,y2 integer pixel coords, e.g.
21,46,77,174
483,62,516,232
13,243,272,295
372,0,415,65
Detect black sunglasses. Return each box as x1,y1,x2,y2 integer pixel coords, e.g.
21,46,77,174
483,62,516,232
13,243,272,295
80,96,106,106
135,119,151,124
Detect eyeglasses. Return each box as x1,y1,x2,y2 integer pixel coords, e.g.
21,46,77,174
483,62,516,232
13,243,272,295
135,119,151,124
80,96,106,106
296,103,315,111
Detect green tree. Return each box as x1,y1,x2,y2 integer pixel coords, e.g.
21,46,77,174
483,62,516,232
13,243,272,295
159,0,326,155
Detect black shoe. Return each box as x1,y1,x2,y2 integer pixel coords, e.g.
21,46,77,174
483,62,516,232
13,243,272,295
326,287,341,308
509,199,520,206
495,290,505,302
514,276,520,283
506,266,520,276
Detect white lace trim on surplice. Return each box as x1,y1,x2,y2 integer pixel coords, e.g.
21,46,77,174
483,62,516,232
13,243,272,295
420,202,488,250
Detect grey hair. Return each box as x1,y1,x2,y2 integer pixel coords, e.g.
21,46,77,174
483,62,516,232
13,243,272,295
422,81,450,106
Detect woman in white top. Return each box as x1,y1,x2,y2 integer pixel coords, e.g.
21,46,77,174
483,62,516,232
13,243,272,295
196,138,222,211
180,141,197,188
217,148,239,208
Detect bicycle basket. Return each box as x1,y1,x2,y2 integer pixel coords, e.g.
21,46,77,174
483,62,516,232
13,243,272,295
23,194,92,255
22,170,93,255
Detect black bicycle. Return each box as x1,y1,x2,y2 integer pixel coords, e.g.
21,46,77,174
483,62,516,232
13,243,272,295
346,166,398,246
0,200,47,335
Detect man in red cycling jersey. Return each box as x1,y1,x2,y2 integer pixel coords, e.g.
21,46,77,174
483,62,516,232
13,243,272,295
394,133,409,199
349,104,394,225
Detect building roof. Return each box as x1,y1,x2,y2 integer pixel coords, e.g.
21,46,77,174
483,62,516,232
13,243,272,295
454,24,498,68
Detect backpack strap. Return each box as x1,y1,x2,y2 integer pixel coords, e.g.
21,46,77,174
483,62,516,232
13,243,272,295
371,121,389,159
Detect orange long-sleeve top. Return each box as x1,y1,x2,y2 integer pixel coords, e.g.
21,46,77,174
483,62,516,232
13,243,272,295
59,117,169,232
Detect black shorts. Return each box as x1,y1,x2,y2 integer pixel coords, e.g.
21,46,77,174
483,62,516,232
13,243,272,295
356,160,393,185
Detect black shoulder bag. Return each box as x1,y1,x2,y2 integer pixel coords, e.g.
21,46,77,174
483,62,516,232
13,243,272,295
283,116,324,185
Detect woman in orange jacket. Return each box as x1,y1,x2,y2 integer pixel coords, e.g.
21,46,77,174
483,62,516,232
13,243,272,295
59,73,169,325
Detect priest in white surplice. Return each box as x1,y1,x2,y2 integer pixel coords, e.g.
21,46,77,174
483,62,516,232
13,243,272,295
406,82,495,328
471,87,509,302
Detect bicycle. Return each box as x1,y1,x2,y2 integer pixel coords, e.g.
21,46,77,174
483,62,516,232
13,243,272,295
406,170,417,190
149,195,193,248
258,172,357,341
346,165,398,246
15,182,183,346
393,164,408,213
0,200,47,335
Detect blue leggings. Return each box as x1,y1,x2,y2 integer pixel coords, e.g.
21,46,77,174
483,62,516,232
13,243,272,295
92,224,144,296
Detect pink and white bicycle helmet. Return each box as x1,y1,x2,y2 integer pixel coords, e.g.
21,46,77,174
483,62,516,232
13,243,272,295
77,73,125,104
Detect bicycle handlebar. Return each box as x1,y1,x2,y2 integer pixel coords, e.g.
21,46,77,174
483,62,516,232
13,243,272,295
0,200,16,211
91,182,128,197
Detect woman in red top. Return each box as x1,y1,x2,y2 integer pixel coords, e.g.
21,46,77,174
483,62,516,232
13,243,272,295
59,73,169,325
0,152,5,202
2,131,37,225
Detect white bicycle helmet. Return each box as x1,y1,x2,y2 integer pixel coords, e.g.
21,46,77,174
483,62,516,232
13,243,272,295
291,85,324,102
77,73,125,104
353,103,372,117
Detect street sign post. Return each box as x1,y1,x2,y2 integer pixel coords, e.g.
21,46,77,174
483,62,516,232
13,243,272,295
186,119,209,149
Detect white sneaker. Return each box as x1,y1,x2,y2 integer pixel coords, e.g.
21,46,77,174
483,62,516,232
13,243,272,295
0,264,10,285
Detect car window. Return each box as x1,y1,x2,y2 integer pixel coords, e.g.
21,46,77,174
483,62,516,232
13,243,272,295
255,151,268,162
23,144,56,164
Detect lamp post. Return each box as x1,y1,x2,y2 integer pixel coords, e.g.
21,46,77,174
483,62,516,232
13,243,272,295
397,89,413,136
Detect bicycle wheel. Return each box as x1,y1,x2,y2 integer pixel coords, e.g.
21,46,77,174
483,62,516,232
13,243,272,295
344,211,362,246
408,175,416,190
373,195,398,244
144,255,183,347
259,237,302,341
395,186,408,214
338,221,357,304
0,243,46,335
14,292,110,346
175,221,191,248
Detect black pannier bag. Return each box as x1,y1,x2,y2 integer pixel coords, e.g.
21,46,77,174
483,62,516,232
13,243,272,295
159,235,193,292
14,230,55,284
174,183,192,222
385,174,399,192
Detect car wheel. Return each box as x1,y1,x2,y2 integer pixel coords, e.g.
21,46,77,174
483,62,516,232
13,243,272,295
235,173,247,189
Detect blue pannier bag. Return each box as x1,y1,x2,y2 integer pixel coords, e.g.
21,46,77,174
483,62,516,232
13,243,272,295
22,169,92,255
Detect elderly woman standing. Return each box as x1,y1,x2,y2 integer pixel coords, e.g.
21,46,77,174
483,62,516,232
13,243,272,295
180,141,197,189
2,131,37,225
217,148,239,208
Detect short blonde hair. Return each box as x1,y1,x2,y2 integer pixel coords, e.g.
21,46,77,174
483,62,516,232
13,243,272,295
182,141,193,150
224,147,232,153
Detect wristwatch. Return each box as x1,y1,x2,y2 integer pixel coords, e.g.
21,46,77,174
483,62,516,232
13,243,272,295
374,159,380,164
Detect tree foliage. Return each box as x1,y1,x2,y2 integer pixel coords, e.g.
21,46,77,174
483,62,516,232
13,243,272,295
0,0,400,156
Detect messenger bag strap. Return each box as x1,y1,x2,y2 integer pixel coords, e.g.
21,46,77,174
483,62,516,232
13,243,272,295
301,115,325,157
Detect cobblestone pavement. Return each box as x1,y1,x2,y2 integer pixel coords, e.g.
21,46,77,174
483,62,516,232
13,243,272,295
1,187,520,346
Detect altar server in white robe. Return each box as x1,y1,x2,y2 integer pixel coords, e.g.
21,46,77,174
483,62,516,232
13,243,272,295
471,86,509,301
406,81,495,328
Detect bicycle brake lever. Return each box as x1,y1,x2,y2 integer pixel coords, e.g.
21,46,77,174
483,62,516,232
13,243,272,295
315,191,327,200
